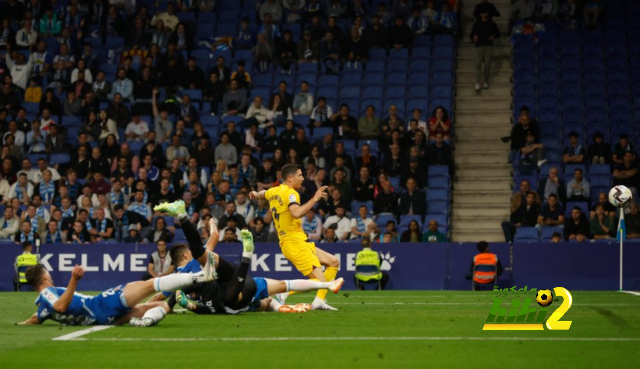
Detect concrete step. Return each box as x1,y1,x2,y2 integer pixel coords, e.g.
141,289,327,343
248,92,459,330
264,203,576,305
451,230,506,243
457,70,512,85
453,190,512,205
456,164,512,178
452,205,510,217
456,138,511,151
455,179,512,191
455,111,513,124
451,218,509,231
456,86,512,97
458,45,511,59
454,126,512,139
456,98,512,112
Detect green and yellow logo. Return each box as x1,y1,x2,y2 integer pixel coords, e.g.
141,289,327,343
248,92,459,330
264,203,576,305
483,286,573,330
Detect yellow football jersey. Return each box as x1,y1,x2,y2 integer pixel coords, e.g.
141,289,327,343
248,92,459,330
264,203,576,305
265,184,307,243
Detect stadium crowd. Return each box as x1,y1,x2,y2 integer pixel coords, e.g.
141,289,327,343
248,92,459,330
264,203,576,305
0,0,456,246
502,0,639,243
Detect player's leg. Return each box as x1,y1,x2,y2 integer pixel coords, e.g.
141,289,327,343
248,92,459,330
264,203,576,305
222,230,256,308
154,200,212,265
310,246,340,310
265,278,344,295
114,301,169,326
121,251,216,308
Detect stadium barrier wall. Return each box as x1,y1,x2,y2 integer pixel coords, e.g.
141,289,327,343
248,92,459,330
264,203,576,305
1,242,639,291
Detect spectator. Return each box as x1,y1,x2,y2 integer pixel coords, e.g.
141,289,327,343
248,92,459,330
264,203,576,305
350,205,377,240
129,190,152,223
511,179,541,214
562,131,585,164
107,93,131,129
433,2,458,35
353,167,375,202
68,220,91,244
401,157,427,189
89,207,114,242
211,56,231,86
170,23,193,51
626,202,640,239
0,206,19,240
427,106,451,141
276,30,298,74
253,32,275,73
42,220,66,243
426,132,454,172
503,106,539,159
319,31,341,74
323,204,351,240
150,2,179,31
214,133,238,165
470,8,500,91
251,217,270,242
202,72,226,116
293,81,314,116
589,192,616,219
564,206,590,241
124,114,149,142
329,155,352,183
382,105,406,130
321,225,339,243
329,103,357,140
123,224,143,243
537,166,566,204
260,0,283,23
536,194,565,233
407,9,429,35
502,192,540,242
304,146,326,169
310,97,334,127
230,60,252,91
583,0,603,30
222,80,248,116
398,177,426,217
613,152,640,196
400,219,422,242
15,220,38,244
612,134,634,165
587,132,611,165
590,203,614,239
343,28,368,67
92,71,112,101
423,219,447,242
298,29,319,63
516,131,545,175
302,208,323,241
510,0,536,26
9,173,33,203
474,0,501,21
108,68,134,102
234,17,257,50
145,216,173,243
388,16,412,49
358,105,380,140
558,0,578,30
566,168,590,202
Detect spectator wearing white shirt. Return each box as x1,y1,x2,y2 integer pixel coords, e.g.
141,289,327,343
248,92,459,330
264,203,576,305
4,121,25,148
16,21,38,49
16,158,37,183
0,207,19,240
8,173,34,204
125,115,149,142
310,97,334,127
350,205,378,240
235,192,255,224
26,120,47,153
302,208,323,241
5,46,34,90
323,204,351,240
33,158,61,184
406,9,429,35
0,172,10,202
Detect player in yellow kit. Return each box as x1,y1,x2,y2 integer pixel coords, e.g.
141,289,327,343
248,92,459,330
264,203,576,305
249,164,340,310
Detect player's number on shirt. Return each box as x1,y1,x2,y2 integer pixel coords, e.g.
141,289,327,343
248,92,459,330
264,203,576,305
101,288,116,298
271,207,280,228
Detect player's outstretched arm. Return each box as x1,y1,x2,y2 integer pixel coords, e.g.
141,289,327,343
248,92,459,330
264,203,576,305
16,313,41,325
248,190,266,200
53,265,84,313
289,186,328,219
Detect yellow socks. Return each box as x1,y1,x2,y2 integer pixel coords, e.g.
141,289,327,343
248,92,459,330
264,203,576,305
315,267,339,300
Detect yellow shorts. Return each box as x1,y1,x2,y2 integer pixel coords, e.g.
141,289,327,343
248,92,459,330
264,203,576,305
280,240,322,276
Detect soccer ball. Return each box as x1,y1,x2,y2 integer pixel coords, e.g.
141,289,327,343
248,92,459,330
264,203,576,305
536,289,554,307
609,185,633,208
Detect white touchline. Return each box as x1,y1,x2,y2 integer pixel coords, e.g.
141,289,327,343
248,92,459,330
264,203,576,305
330,302,638,306
620,291,640,296
52,326,113,341
56,336,640,342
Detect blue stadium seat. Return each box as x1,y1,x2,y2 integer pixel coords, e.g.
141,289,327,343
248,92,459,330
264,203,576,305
565,202,589,217
388,176,400,190
311,127,333,140
351,201,373,215
362,85,384,99
562,96,583,110
428,165,450,177
608,96,630,110
368,48,387,60
387,72,407,85
389,48,409,59
590,175,612,187
318,75,339,86
341,72,362,85
429,177,449,189
363,72,385,85
608,69,628,83
360,98,383,112
387,59,408,72
432,57,455,73
410,71,429,85
514,227,539,242
367,60,386,72
412,46,431,59
49,153,70,166
427,201,448,215
385,85,406,98
375,214,397,228
408,85,429,99
426,189,449,201
560,70,581,84
541,227,563,241
589,164,611,175
340,85,361,98
399,214,423,228
317,85,338,98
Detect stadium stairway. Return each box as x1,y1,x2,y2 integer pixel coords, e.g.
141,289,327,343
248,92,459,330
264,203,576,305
451,0,513,242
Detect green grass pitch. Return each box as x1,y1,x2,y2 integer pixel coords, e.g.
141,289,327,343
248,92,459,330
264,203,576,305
1,291,639,368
